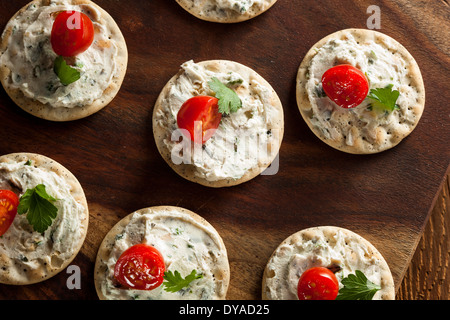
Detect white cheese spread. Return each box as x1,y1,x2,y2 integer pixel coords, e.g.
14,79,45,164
155,60,280,182
265,228,386,300
0,0,119,108
215,0,266,13
100,209,227,300
305,34,420,147
0,160,86,275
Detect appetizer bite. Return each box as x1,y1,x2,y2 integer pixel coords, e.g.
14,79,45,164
0,0,128,121
0,153,88,285
296,29,425,154
262,226,395,300
175,0,278,23
94,206,230,300
153,60,284,187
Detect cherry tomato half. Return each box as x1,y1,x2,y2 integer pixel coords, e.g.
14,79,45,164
0,190,19,237
321,65,369,109
51,11,94,57
176,96,222,144
297,267,339,300
114,244,165,291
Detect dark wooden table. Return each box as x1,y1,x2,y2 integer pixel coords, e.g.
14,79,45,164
398,173,449,300
0,0,448,300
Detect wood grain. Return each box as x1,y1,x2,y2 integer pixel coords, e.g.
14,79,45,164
398,173,450,300
0,0,448,300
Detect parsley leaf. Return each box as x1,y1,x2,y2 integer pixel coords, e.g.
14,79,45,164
208,77,242,115
336,270,381,300
54,56,81,86
367,84,400,113
163,269,203,293
17,184,58,234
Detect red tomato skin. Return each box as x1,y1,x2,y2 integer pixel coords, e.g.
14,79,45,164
176,96,222,144
0,190,19,236
297,267,339,300
114,244,165,291
321,65,369,109
51,11,94,57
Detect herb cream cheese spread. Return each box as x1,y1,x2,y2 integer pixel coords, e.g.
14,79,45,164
216,0,267,13
0,0,119,109
155,60,281,182
0,159,86,280
99,208,228,300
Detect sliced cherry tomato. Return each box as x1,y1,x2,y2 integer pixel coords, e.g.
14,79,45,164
0,190,19,236
321,64,369,109
176,96,222,144
297,267,339,300
51,11,94,57
114,244,165,291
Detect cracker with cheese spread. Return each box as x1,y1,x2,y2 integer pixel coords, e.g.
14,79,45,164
0,0,128,121
296,28,425,154
176,0,277,23
153,59,284,187
0,152,89,285
94,206,230,300
262,226,395,300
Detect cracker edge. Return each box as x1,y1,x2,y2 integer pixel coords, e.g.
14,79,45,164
175,0,278,23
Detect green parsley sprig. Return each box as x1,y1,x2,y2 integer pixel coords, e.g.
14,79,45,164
367,84,400,113
17,184,58,233
54,56,81,86
336,270,381,300
163,269,203,293
208,77,242,115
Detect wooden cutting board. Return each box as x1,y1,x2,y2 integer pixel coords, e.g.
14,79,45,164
0,0,448,300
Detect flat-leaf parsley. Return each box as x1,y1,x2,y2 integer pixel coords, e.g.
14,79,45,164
163,269,203,293
208,77,242,115
367,84,400,113
54,56,81,86
17,184,58,233
335,270,381,300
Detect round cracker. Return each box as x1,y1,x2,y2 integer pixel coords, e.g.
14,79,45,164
296,28,425,154
0,0,128,122
175,0,277,23
0,152,89,285
262,226,395,300
153,59,284,188
94,206,230,300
